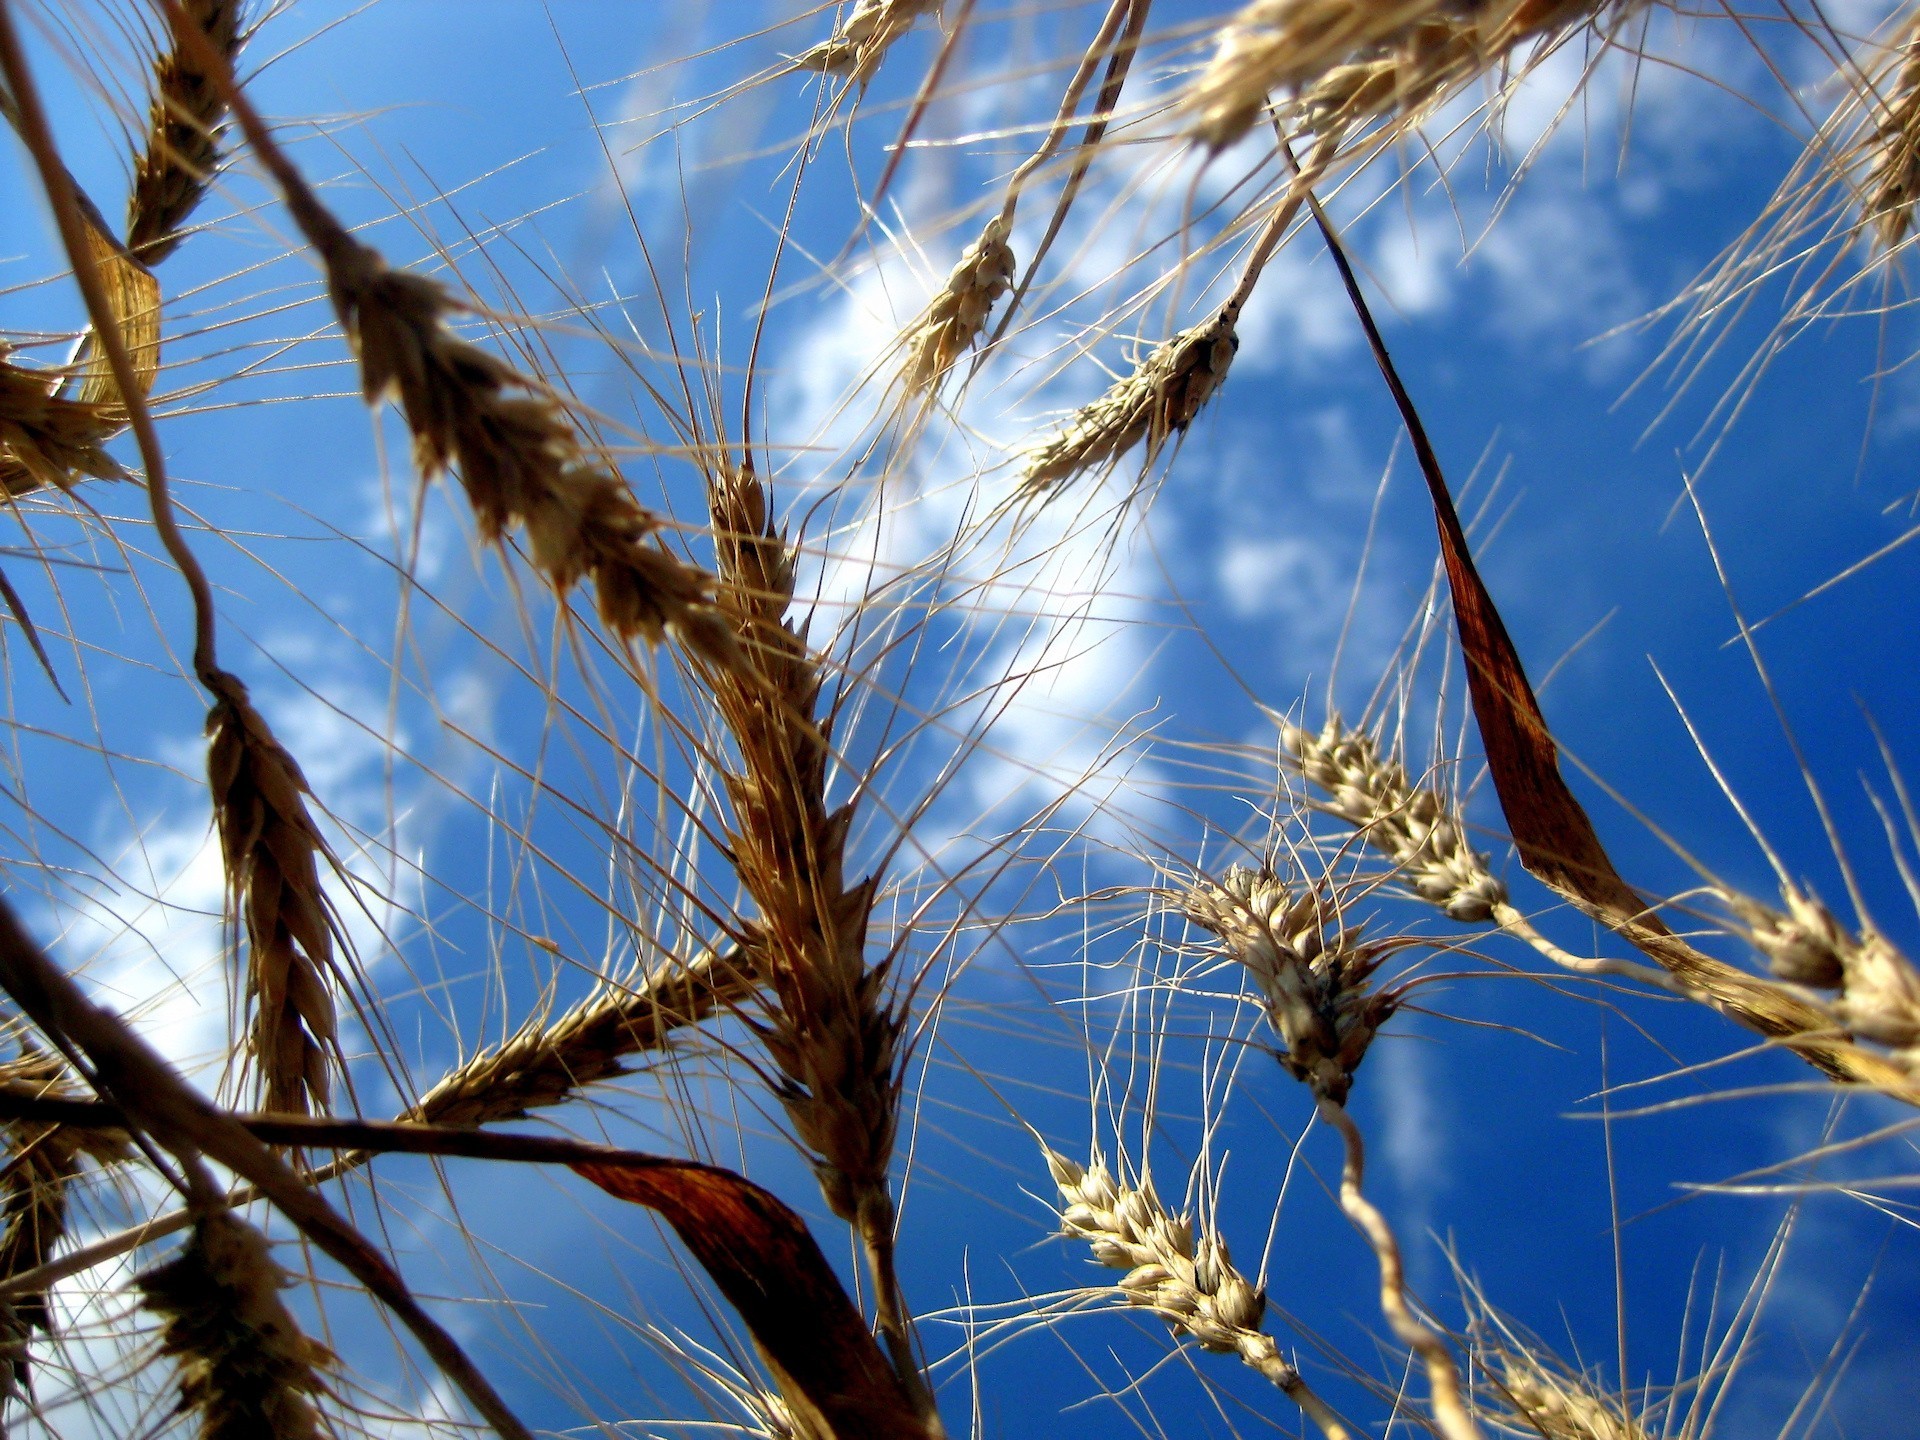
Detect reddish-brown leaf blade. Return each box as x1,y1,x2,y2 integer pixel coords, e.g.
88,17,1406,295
572,1160,933,1440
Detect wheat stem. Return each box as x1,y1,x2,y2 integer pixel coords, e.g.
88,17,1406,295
1318,1098,1482,1440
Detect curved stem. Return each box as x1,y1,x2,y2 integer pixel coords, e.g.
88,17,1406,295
1317,1096,1484,1440
1493,901,1686,992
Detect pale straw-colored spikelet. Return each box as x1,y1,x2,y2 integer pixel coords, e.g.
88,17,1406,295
1021,305,1240,497
137,1212,332,1440
1176,865,1398,1103
797,0,943,85
1864,11,1920,251
1182,0,1636,149
1043,1147,1352,1427
1465,1298,1648,1440
205,669,340,1116
1284,714,1508,923
1725,884,1920,1071
127,0,244,263
1046,1150,1269,1353
411,945,755,1127
0,352,127,496
901,213,1015,396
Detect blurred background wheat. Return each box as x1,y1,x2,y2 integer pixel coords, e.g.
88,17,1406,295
0,1,1917,1437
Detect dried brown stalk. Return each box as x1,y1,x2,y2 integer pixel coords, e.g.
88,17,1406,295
127,0,245,263
1182,0,1642,150
205,669,342,1117
797,0,943,86
1864,11,1920,251
411,945,755,1128
1725,884,1920,1073
137,1210,332,1440
1045,1147,1354,1439
1176,865,1401,1104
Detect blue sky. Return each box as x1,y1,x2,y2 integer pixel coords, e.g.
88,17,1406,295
5,1,1920,1436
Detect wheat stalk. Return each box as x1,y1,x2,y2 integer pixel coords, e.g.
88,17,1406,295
137,1210,332,1440
127,0,245,263
797,0,943,85
1044,1146,1354,1439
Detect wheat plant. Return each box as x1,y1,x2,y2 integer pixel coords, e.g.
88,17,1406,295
0,2,1915,1438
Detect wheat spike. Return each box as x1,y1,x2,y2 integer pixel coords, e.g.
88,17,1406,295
1021,305,1239,497
205,670,341,1117
0,353,127,496
797,0,943,85
1725,884,1920,1070
1284,714,1508,922
127,0,244,263
137,1212,332,1440
1044,1147,1353,1437
1182,0,1641,150
1864,11,1920,250
1176,866,1399,1103
412,946,755,1127
0,1047,128,1396
900,213,1015,396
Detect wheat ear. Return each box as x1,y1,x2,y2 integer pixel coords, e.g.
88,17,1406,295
167,20,735,667
204,670,343,1116
1018,146,1331,502
899,213,1015,397
1179,866,1482,1440
1044,1147,1354,1439
1283,714,1680,989
693,450,931,1418
137,1210,332,1440
1863,11,1920,251
1182,0,1642,150
797,0,943,86
1724,884,1920,1073
0,353,127,496
0,1046,128,1398
1176,865,1402,1104
127,0,244,263
411,944,754,1127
